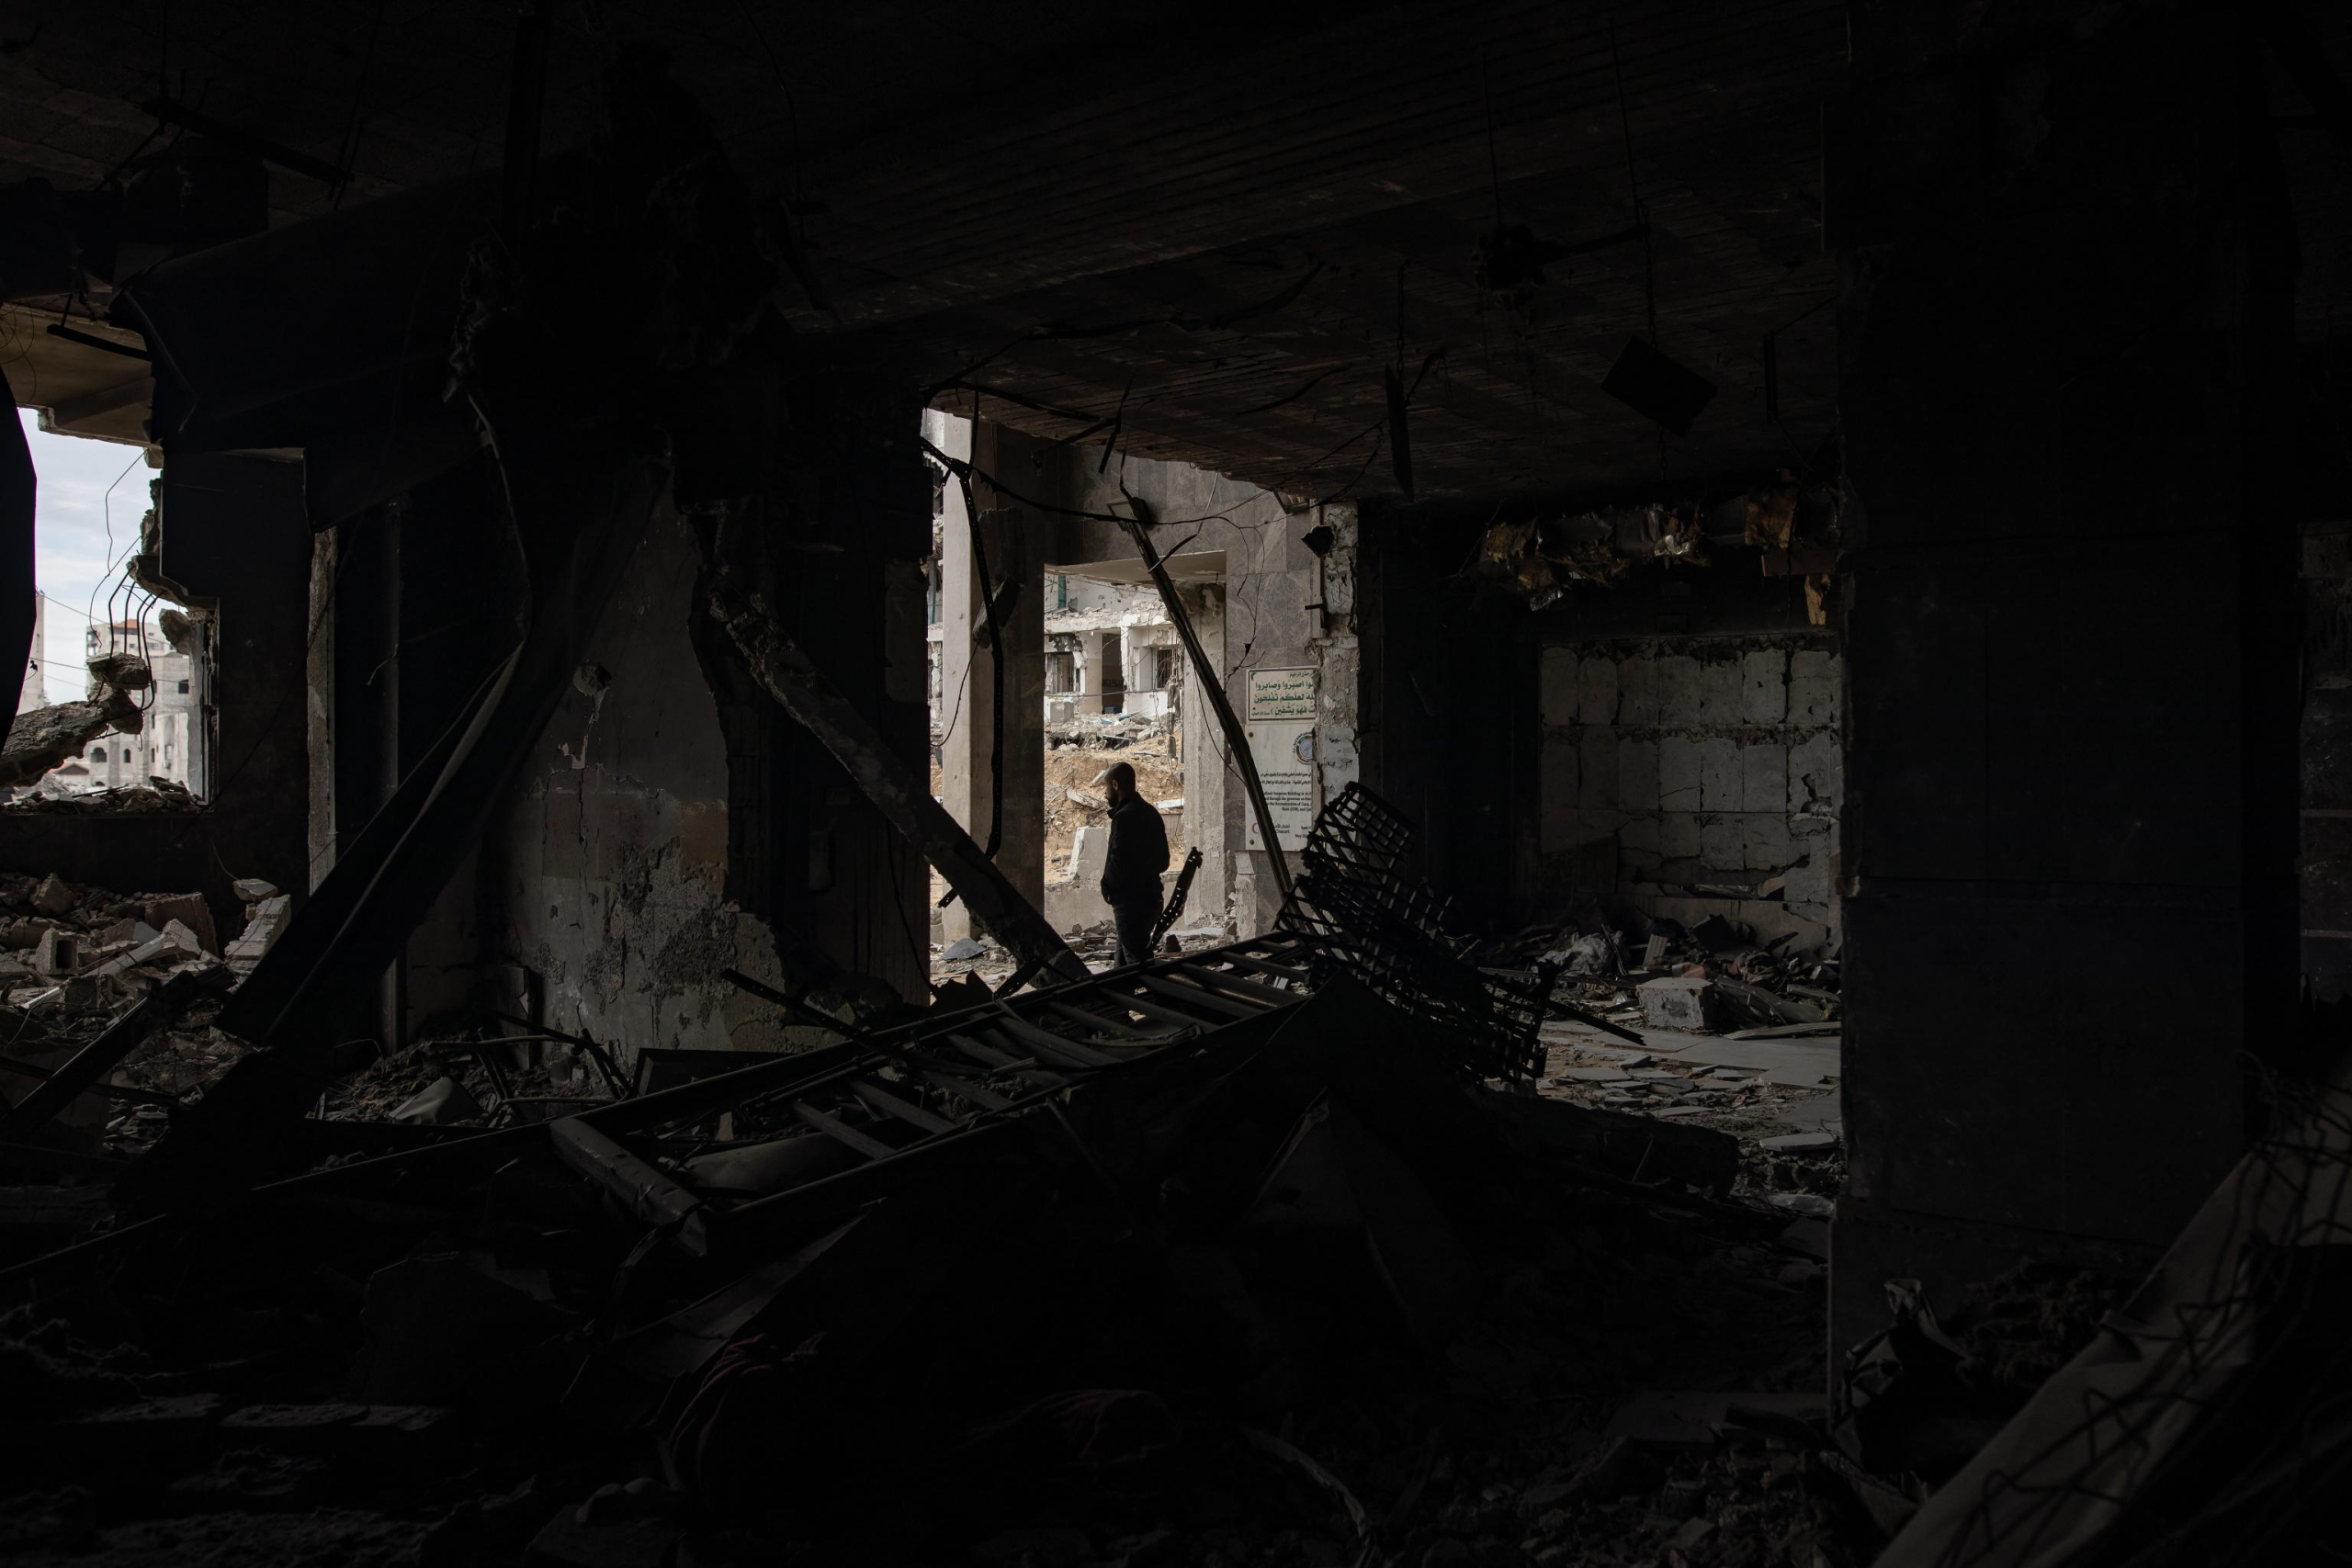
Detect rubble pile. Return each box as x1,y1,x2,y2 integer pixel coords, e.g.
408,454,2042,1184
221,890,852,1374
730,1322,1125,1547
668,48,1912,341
0,778,204,815
0,874,300,1180
0,773,1908,1568
322,1039,612,1126
1042,730,1182,880
0,874,223,1044
0,953,1903,1568
0,787,2182,1568
1047,709,1175,750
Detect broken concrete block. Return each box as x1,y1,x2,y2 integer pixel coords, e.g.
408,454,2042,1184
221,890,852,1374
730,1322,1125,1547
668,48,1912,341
1,699,137,788
30,874,74,916
86,650,152,689
232,878,279,902
143,894,217,953
162,919,206,955
225,895,292,973
87,935,176,978
30,927,81,976
1637,976,1716,1032
1758,1131,1838,1151
941,936,985,963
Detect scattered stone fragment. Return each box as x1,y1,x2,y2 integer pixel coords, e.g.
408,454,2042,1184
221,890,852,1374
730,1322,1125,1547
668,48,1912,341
30,874,75,916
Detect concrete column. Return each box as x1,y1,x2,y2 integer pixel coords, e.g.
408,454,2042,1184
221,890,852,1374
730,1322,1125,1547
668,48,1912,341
1180,582,1231,933
1076,626,1106,716
932,412,1046,944
1830,7,2300,1356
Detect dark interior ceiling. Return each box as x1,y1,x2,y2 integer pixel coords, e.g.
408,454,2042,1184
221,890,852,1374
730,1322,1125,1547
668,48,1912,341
0,1,2346,504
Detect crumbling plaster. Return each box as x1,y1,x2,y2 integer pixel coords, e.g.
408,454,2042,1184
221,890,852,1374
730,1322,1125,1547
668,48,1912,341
482,507,801,1065
1539,634,1841,937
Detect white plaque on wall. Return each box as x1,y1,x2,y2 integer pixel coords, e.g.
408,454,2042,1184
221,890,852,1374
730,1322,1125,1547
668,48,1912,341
1243,720,1318,851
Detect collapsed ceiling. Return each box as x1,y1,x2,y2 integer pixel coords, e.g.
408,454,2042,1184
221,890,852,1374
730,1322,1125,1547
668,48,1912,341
0,2,2345,502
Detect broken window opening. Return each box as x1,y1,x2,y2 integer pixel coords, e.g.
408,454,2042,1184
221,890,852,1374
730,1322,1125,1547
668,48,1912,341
6,413,213,815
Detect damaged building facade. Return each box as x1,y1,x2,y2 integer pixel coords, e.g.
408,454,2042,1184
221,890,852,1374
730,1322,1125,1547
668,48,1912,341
0,3,2342,1565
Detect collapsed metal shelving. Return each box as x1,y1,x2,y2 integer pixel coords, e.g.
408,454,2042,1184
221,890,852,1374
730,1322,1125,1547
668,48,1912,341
1276,782,1551,1084
296,932,1324,1263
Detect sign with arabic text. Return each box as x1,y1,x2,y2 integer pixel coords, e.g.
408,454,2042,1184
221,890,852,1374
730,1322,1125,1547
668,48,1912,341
1245,666,1317,722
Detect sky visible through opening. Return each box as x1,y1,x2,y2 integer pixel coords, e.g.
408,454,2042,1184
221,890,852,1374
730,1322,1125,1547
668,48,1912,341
17,408,153,705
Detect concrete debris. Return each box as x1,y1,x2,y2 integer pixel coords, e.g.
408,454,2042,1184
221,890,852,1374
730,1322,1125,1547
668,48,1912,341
30,873,75,916
0,770,1872,1568
222,894,290,975
0,693,143,789
1637,976,1717,1032
85,650,153,690
0,917,1843,1566
0,778,202,815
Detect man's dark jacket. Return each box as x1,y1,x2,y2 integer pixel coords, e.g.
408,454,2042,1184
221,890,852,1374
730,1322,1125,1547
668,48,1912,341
1101,796,1170,902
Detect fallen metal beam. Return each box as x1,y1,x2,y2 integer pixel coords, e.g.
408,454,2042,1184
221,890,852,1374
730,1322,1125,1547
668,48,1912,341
1114,497,1295,901
549,1116,709,1255
0,965,232,1139
710,581,1089,986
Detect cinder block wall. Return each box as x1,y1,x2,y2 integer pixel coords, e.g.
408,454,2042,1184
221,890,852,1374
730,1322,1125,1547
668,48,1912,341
1537,633,1841,940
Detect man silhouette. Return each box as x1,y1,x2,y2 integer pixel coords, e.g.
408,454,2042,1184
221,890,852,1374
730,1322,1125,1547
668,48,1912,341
1098,761,1169,966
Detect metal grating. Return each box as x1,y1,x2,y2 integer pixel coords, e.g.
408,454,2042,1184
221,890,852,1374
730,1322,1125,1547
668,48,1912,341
1276,783,1552,1083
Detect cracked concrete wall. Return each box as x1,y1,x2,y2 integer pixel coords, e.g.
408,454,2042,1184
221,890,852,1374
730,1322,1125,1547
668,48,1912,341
477,506,806,1065
1538,632,1841,942
1053,452,1356,939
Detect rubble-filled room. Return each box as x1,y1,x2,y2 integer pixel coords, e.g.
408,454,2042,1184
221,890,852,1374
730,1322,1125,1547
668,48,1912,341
0,4,2346,1566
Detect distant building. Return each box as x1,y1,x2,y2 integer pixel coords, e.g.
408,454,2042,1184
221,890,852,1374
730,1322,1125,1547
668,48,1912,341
1043,574,1182,727
70,618,201,793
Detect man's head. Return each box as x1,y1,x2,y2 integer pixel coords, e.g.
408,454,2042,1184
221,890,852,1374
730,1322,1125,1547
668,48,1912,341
1102,761,1137,805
